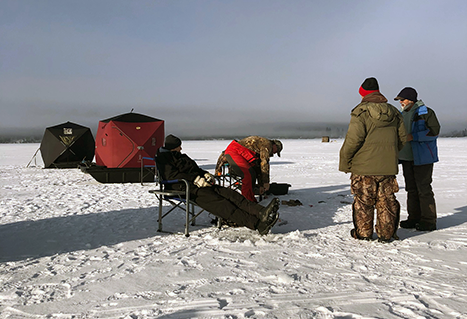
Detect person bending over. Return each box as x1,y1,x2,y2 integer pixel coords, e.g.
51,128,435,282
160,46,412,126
215,136,283,202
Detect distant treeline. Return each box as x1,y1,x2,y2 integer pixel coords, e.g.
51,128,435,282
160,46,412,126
443,129,467,137
0,136,42,144
1,127,466,143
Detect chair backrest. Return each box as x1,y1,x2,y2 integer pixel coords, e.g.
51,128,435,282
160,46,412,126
142,156,167,191
153,153,177,191
152,155,165,190
153,153,190,197
215,162,242,191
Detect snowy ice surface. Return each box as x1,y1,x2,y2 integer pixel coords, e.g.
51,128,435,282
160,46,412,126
0,138,466,318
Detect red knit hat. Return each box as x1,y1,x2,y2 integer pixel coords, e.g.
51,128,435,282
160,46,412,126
359,77,379,97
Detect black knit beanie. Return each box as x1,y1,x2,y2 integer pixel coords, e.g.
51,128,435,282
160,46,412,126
359,77,379,96
164,134,182,150
362,77,379,90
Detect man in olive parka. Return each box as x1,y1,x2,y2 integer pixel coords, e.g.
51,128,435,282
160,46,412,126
339,77,407,242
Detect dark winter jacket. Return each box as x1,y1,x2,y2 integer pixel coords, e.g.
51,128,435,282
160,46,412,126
156,147,207,191
339,92,407,175
399,100,440,165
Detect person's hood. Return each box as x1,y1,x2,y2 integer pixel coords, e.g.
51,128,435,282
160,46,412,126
353,92,399,127
361,91,387,103
159,147,171,153
157,147,182,159
367,103,399,127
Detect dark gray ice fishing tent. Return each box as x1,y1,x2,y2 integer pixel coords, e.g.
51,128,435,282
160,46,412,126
40,122,95,168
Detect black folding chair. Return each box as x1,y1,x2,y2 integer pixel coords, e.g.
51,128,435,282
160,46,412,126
215,162,243,192
147,156,206,237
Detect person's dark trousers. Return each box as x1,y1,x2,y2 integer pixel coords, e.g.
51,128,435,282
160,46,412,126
401,160,437,226
191,185,263,230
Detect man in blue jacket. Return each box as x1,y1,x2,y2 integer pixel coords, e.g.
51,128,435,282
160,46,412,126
395,87,441,231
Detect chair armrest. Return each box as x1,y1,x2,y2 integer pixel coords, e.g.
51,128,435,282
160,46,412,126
149,179,191,202
149,189,186,196
161,179,183,184
155,179,191,194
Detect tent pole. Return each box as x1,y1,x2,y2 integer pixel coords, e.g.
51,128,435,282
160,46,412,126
26,148,41,168
138,146,144,185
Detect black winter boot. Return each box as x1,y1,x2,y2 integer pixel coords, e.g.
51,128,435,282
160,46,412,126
259,198,280,222
400,219,418,229
256,199,280,236
257,211,279,236
415,222,437,231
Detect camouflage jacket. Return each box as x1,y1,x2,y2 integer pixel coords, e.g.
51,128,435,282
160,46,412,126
237,136,275,185
214,136,275,185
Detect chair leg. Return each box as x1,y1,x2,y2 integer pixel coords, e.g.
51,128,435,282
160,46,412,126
190,203,196,226
158,197,163,232
185,200,190,237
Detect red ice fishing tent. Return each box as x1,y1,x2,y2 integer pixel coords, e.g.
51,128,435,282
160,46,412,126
81,112,164,183
95,112,164,168
40,122,95,168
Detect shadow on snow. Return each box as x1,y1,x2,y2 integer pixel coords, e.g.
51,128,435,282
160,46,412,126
397,205,467,240
2,187,464,262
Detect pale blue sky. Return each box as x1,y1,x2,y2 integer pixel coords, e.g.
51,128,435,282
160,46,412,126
1,0,466,137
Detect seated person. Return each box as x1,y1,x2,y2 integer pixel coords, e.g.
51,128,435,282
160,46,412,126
156,134,280,235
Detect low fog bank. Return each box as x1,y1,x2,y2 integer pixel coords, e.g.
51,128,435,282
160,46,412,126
1,104,347,141
165,121,349,140
1,102,466,143
2,121,467,143
0,122,349,143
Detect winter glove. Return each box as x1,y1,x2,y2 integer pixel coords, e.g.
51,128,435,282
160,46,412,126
194,175,212,188
204,172,215,185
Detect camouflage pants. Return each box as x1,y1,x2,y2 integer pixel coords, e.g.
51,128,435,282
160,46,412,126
350,174,400,240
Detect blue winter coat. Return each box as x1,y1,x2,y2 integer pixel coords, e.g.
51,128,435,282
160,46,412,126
400,100,440,165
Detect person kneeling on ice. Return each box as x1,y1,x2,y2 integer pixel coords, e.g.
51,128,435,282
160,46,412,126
156,134,280,235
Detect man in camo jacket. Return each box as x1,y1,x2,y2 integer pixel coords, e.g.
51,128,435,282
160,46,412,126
339,77,407,242
215,136,282,202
